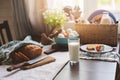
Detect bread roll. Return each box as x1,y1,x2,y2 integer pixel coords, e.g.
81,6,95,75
87,44,98,50
87,45,95,50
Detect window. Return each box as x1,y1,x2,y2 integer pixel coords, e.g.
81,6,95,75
46,0,120,20
47,0,83,11
97,0,120,20
98,0,120,11
83,0,120,20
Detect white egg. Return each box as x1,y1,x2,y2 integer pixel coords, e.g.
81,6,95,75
72,31,79,37
69,32,75,38
58,33,65,38
66,28,72,34
62,29,66,33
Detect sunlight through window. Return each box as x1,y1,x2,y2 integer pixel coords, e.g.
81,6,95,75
47,0,83,11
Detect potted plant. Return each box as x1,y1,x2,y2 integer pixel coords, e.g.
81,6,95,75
41,10,67,45
43,10,67,34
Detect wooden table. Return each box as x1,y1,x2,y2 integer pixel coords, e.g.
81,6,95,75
53,60,117,80
53,38,120,80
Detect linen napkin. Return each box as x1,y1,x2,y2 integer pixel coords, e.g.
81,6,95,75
79,46,120,66
79,51,119,62
79,51,120,68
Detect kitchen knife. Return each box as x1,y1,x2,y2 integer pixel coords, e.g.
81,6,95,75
7,55,48,71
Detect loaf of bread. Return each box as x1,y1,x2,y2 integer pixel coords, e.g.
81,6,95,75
11,44,42,64
13,52,30,63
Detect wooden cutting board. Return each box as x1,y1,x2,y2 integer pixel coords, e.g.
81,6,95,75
21,56,56,70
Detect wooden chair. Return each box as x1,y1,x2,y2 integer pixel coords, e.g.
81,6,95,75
0,21,13,46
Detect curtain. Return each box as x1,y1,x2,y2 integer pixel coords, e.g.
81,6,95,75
12,0,32,40
25,0,50,38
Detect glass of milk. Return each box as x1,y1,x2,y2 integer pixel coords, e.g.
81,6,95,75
68,38,80,64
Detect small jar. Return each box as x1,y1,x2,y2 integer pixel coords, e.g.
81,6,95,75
100,12,112,24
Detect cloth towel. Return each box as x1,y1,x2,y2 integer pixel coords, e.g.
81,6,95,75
79,49,120,64
0,35,42,64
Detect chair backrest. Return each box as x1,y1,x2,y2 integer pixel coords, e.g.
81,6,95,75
0,21,13,46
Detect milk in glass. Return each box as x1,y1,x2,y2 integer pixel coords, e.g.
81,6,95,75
68,38,80,63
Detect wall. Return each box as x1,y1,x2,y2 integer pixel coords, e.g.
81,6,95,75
83,0,97,19
0,0,16,40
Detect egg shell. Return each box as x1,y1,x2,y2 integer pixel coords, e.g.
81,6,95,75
69,32,75,38
58,33,65,38
62,32,69,37
72,31,79,36
66,28,73,34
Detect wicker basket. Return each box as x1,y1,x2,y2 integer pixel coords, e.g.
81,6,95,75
75,24,118,46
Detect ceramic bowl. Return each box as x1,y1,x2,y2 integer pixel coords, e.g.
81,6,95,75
54,36,79,44
54,38,68,44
